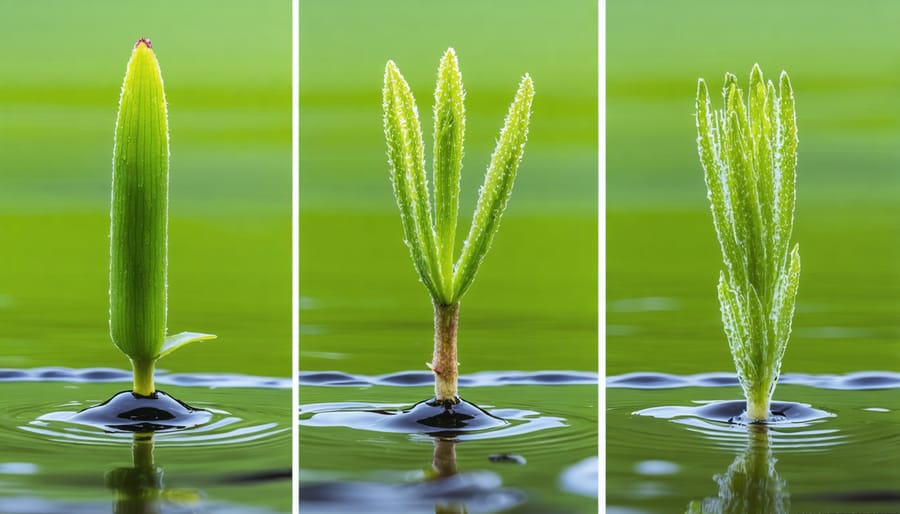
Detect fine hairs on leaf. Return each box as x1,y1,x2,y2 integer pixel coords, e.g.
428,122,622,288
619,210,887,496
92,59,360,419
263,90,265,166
696,64,800,421
383,48,534,402
110,38,215,396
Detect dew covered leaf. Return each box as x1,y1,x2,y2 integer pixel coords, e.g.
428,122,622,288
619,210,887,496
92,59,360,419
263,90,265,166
383,61,441,299
452,74,534,302
432,48,466,288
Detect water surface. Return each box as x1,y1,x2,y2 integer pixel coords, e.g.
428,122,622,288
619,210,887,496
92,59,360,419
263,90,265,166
0,376,290,513
300,378,598,513
607,377,899,513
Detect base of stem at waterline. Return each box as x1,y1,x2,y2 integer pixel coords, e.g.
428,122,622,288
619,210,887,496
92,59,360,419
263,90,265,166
744,396,771,422
431,301,460,403
131,360,156,397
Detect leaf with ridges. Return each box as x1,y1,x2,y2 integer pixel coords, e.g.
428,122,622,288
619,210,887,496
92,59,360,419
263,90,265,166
749,65,774,263
432,48,465,300
747,284,768,386
383,62,438,297
453,74,534,302
725,111,757,290
772,244,800,365
110,39,170,364
697,80,743,288
389,63,444,300
726,84,749,149
774,72,798,271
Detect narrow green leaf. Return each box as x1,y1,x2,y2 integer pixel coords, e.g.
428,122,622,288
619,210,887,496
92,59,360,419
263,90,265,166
771,244,800,365
110,38,169,363
751,68,775,282
774,71,798,269
390,65,444,299
157,331,217,361
433,48,465,294
697,80,743,288
383,61,439,297
452,74,534,302
747,64,766,145
746,284,768,384
725,83,749,151
723,72,738,98
724,111,756,288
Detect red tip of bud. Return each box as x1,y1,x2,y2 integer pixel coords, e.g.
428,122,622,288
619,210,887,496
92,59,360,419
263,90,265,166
135,38,152,49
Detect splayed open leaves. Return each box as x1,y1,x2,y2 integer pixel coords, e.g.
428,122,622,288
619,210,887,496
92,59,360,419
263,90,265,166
110,39,215,396
696,64,800,421
383,48,534,402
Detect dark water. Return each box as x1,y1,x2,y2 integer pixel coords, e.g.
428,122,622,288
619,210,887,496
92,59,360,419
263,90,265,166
0,372,291,513
300,373,598,513
607,372,899,513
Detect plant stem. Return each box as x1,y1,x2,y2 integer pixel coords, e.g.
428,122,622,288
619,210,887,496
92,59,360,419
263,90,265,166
132,433,155,469
746,387,771,421
431,301,460,403
432,437,458,478
131,360,156,396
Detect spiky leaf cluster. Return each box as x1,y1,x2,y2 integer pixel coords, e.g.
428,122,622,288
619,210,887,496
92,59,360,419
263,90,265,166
695,65,801,418
383,48,534,306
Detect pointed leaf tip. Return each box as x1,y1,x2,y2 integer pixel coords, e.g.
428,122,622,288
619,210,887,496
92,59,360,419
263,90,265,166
779,70,793,91
135,37,152,49
697,78,708,96
157,331,217,361
384,61,403,89
385,60,401,78
519,73,534,94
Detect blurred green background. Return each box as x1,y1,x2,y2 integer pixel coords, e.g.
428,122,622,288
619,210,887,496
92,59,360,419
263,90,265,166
0,1,292,378
299,0,598,373
607,0,899,374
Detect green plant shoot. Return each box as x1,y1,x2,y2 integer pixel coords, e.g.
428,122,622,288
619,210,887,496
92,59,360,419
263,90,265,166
695,65,801,421
383,48,534,404
110,38,215,396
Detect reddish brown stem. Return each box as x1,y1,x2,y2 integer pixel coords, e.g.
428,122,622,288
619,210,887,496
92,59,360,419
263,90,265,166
432,437,458,478
430,301,460,403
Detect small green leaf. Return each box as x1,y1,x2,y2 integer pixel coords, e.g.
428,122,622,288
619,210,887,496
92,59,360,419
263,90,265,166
452,74,534,302
157,331,217,361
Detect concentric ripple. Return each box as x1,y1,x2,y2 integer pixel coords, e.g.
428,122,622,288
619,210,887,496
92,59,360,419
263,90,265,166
633,400,843,452
300,371,595,440
0,373,290,449
300,398,567,441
